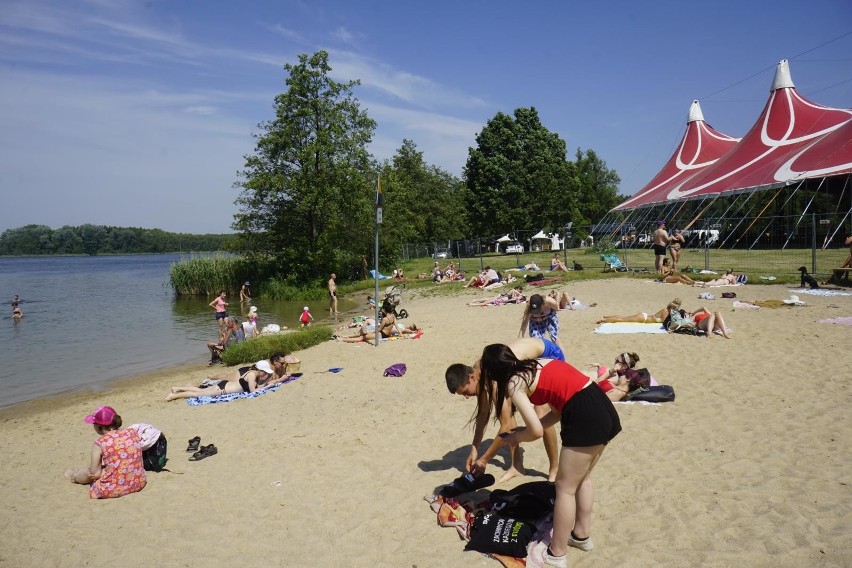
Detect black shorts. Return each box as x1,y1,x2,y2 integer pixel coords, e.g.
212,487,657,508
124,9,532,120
653,245,667,256
560,383,622,447
215,312,228,320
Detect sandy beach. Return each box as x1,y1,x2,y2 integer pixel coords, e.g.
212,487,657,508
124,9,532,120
0,278,849,567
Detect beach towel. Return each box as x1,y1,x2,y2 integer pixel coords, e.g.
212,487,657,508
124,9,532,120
817,316,852,326
185,375,301,406
732,300,760,310
594,323,667,334
369,269,390,280
787,288,852,297
527,278,560,287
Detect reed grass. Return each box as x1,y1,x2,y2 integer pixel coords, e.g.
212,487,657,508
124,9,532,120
169,254,275,296
220,325,334,365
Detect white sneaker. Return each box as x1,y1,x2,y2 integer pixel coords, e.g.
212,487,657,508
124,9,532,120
567,534,594,551
543,550,568,568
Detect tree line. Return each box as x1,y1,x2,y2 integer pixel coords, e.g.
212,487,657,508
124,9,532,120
232,50,625,284
0,224,233,256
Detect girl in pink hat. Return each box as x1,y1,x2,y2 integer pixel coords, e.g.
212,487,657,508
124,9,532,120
64,406,147,498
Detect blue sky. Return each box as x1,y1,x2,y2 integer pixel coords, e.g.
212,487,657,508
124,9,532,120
1,0,850,234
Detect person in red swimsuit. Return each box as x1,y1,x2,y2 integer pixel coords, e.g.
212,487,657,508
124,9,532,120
478,344,621,567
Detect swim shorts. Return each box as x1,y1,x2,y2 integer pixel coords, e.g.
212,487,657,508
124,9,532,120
560,383,622,447
215,312,228,320
653,245,667,256
541,338,565,361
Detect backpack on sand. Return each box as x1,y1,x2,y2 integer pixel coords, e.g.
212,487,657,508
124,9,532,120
132,424,169,472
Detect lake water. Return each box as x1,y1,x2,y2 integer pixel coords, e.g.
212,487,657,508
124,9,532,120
0,255,351,408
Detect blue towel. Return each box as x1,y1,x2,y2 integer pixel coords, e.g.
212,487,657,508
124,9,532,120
369,269,390,280
185,375,300,406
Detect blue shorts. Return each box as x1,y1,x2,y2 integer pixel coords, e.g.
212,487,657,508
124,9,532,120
541,338,565,361
529,312,559,342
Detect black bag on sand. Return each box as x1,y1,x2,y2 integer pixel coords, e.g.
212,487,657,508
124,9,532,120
142,434,169,472
489,481,555,521
464,512,535,557
627,385,675,403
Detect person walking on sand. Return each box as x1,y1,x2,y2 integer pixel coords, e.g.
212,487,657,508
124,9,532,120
299,306,314,327
328,274,338,315
653,220,669,273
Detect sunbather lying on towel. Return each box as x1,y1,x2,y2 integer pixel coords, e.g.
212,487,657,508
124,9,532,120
596,298,681,324
467,287,526,306
165,360,282,401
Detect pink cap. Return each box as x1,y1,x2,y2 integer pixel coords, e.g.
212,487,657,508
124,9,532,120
84,406,116,425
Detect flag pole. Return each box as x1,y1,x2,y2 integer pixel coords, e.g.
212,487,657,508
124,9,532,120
374,174,383,347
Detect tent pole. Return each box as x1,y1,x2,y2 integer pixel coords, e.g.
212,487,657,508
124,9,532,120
742,187,784,250
718,193,758,249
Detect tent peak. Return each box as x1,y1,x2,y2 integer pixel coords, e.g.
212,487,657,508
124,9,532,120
687,100,704,123
771,59,795,92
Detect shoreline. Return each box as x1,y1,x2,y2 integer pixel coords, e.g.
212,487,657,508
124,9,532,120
1,278,849,567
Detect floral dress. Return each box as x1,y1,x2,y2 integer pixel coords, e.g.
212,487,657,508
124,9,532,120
90,428,147,499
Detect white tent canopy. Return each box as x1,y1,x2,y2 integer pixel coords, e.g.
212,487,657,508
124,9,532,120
496,234,513,242
530,230,550,240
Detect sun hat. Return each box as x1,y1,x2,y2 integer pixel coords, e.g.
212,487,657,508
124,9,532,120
255,360,274,374
303,306,309,311
244,281,250,285
84,406,117,425
529,294,544,311
248,306,258,314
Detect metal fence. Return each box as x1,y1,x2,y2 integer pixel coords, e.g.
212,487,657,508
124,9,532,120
401,212,852,278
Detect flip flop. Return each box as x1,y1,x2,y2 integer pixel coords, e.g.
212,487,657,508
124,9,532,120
327,367,343,373
186,436,201,453
439,472,496,498
189,444,218,461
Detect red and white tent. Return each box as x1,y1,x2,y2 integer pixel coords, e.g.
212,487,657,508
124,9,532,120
614,100,739,210
615,60,852,211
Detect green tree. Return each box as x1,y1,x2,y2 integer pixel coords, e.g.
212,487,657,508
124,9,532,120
463,107,574,237
378,139,468,264
233,51,377,283
572,148,623,227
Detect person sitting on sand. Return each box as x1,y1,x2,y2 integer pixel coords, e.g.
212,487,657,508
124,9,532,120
596,298,682,324
464,269,488,288
550,253,570,272
658,258,696,285
335,308,399,343
64,406,147,499
694,268,737,287
520,293,566,354
670,306,731,339
445,337,564,483
431,262,443,283
165,360,279,401
206,316,244,365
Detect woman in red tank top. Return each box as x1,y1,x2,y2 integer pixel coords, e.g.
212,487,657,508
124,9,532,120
478,344,621,568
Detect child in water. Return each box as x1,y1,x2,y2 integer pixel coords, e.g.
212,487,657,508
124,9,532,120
299,306,314,327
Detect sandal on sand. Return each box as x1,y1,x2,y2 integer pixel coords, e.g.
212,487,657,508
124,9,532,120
439,472,495,498
186,436,201,452
189,444,217,461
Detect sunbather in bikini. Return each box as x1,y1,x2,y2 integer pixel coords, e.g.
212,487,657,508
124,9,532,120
164,360,278,401
596,298,682,324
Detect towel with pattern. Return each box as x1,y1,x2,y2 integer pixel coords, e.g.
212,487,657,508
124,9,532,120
185,375,301,406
